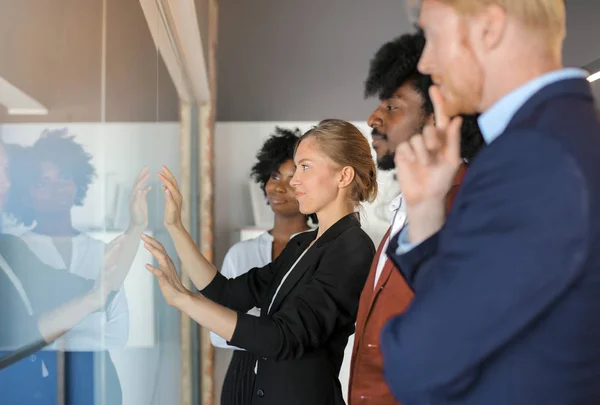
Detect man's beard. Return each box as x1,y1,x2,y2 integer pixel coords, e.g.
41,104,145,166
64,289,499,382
372,128,395,171
377,152,395,171
374,118,428,171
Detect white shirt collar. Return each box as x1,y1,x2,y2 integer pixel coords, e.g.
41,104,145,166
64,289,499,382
389,194,403,213
478,68,588,144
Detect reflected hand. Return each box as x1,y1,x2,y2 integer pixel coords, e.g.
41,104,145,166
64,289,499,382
129,167,152,228
142,233,190,307
394,86,463,207
158,166,184,229
95,234,128,295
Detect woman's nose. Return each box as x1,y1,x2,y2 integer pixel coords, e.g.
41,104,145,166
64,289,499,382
290,172,300,187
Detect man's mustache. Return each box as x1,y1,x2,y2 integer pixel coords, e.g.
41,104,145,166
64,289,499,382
371,129,388,141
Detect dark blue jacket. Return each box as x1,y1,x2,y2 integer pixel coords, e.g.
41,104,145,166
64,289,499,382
383,78,600,405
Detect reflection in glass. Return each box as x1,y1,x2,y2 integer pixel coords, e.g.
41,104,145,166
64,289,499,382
0,0,188,403
0,129,150,404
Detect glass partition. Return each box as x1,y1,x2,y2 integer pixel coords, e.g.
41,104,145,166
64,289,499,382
0,1,186,404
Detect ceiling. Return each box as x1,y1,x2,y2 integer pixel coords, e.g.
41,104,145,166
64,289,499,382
0,1,598,124
0,0,179,123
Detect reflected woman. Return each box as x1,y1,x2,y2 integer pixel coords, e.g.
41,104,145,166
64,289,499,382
144,119,377,405
0,139,142,405
5,130,149,405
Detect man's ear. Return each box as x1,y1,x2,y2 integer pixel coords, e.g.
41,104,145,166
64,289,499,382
478,3,508,51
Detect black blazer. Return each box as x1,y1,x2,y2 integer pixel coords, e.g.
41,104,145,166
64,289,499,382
203,213,375,405
0,234,109,349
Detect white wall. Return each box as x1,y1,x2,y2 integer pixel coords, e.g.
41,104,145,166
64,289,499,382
214,121,399,404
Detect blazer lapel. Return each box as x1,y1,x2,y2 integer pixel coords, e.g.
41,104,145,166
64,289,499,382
373,257,396,292
355,227,392,342
267,243,318,315
265,213,361,315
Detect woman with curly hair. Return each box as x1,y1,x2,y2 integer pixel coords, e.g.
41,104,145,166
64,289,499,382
4,129,150,405
212,127,313,405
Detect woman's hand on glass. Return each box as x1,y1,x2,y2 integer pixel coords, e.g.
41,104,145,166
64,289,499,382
142,233,190,307
158,166,184,230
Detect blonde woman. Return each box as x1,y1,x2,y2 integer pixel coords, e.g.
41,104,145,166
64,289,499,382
143,119,377,405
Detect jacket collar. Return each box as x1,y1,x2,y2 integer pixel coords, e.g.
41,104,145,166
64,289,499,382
294,212,361,249
506,77,593,133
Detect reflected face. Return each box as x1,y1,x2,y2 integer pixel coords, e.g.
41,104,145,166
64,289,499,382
290,137,341,216
417,0,483,115
367,82,429,170
30,161,77,215
264,159,302,217
0,144,11,213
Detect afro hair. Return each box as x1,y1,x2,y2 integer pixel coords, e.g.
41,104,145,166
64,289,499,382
365,30,433,116
6,128,97,226
250,127,318,225
251,127,302,194
366,30,484,162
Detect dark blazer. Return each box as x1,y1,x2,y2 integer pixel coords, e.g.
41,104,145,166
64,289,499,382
0,233,106,403
0,234,99,348
202,213,375,405
383,78,600,405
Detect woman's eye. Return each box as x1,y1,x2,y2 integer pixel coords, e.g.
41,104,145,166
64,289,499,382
302,165,309,171
386,105,399,112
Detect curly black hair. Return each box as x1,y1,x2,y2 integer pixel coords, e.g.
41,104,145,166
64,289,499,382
250,127,317,225
251,127,302,194
6,128,97,226
365,30,433,116
365,30,484,162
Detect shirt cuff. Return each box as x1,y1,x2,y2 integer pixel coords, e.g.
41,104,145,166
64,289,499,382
210,331,244,350
396,225,417,255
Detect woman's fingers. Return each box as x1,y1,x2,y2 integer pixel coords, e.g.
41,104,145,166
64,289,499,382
158,173,182,203
145,263,163,277
140,186,152,201
143,242,171,268
163,185,178,206
133,166,149,185
157,172,176,191
132,168,151,192
159,168,183,200
161,166,179,187
158,168,180,192
140,233,165,252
